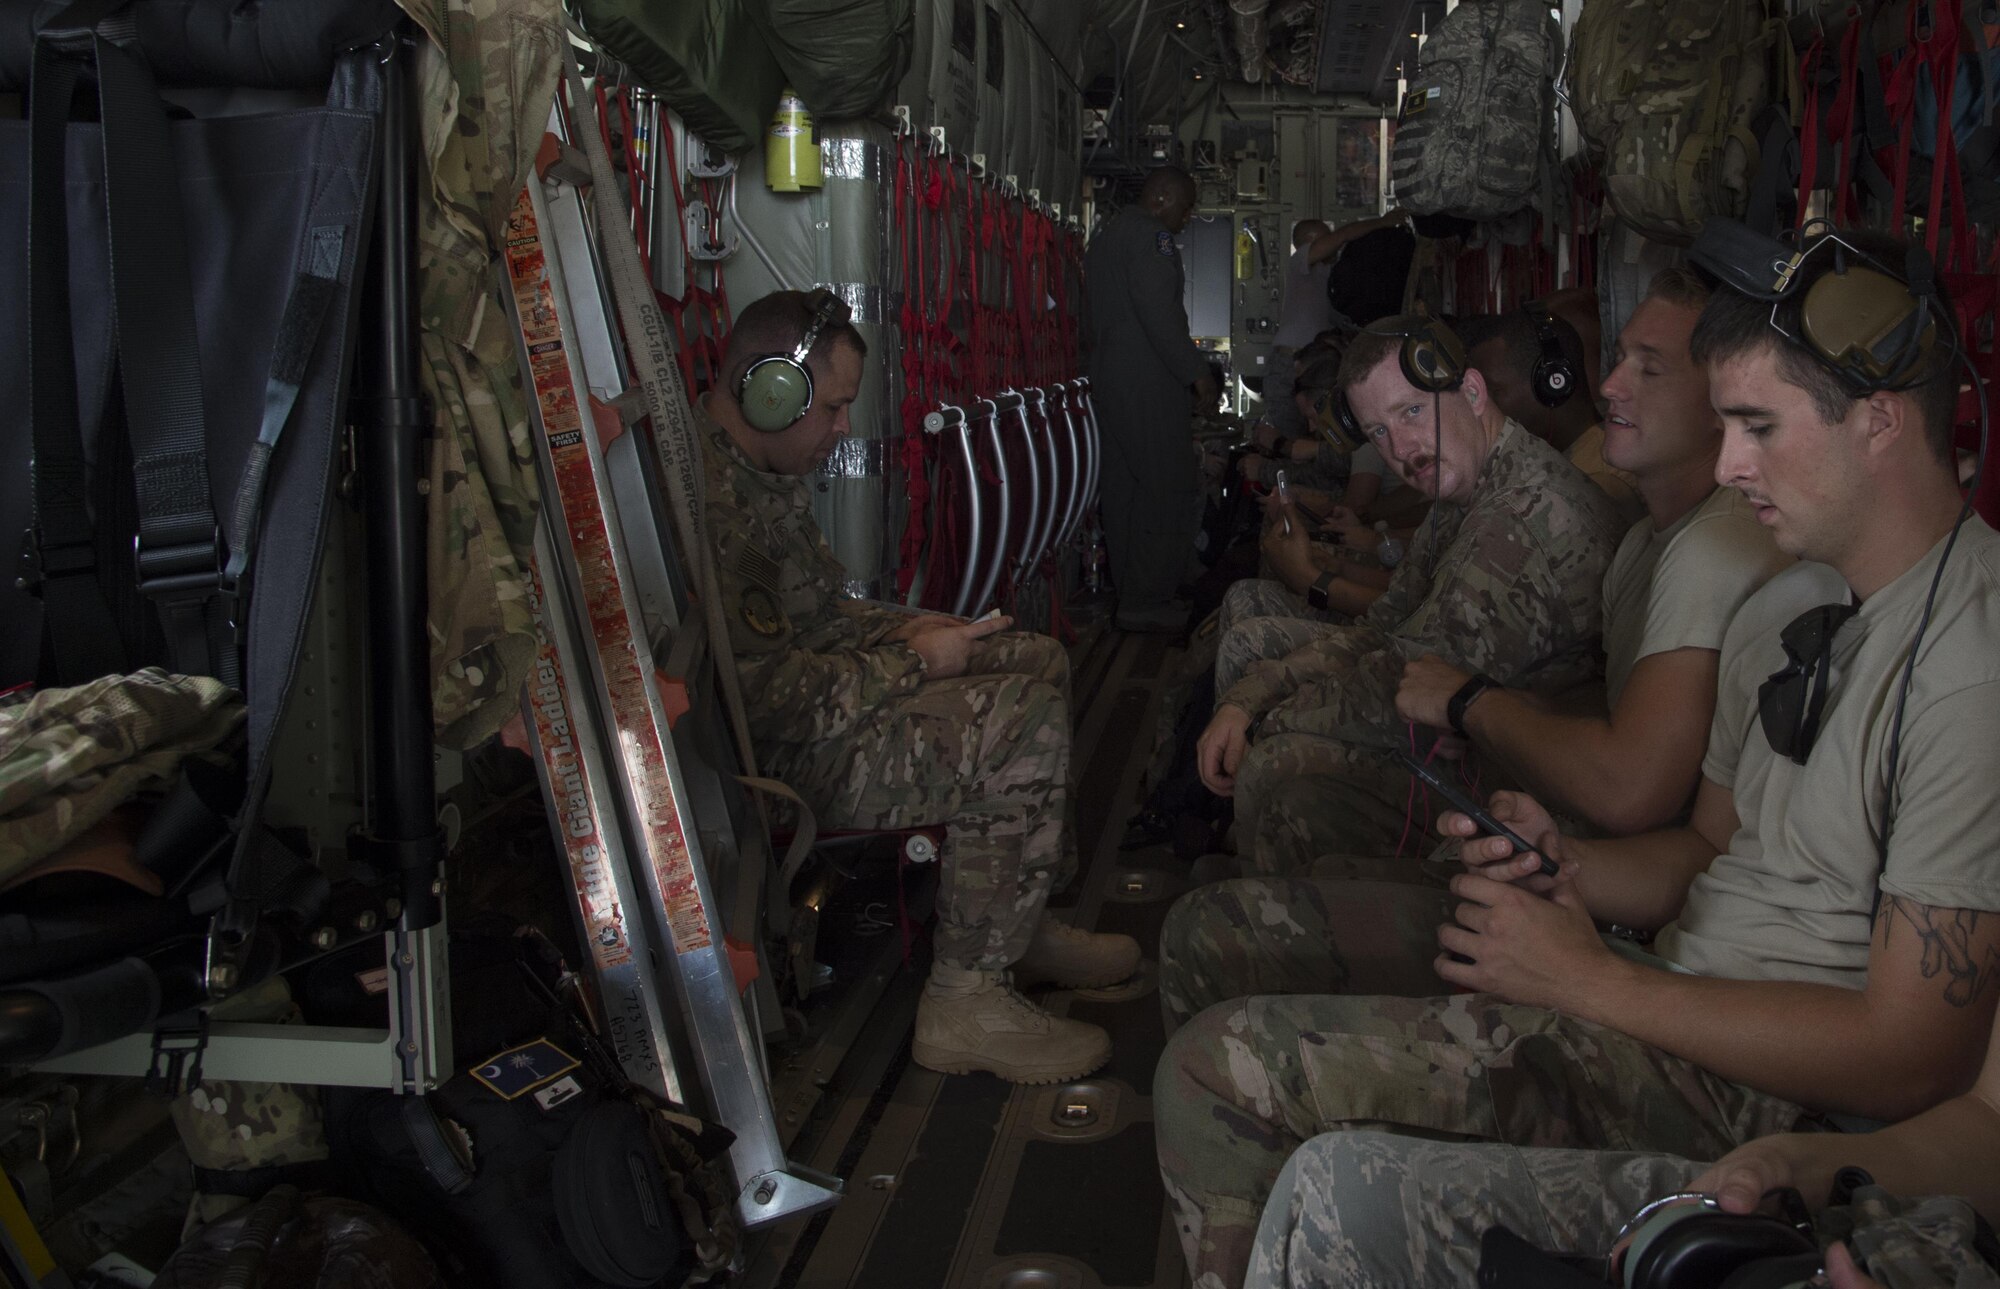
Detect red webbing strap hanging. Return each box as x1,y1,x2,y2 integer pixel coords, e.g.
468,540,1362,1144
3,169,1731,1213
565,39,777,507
1823,18,1866,224
1798,31,1828,226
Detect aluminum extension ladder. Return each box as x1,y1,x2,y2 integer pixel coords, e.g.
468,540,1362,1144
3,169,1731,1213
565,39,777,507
494,96,841,1231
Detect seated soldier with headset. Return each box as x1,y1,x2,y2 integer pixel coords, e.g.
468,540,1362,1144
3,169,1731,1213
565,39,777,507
1155,266,1798,1034
1153,226,2000,1289
699,289,1138,1084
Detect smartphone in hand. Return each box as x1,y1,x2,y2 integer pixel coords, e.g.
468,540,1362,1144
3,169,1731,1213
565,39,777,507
1393,748,1560,879
1274,468,1292,535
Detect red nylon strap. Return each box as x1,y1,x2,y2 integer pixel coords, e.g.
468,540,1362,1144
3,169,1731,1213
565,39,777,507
1798,34,1827,227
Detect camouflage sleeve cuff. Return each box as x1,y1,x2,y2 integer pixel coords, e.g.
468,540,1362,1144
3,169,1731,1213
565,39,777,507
1219,675,1283,722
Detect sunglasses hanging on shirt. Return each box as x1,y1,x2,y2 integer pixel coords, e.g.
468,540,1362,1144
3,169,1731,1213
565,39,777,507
1756,601,1859,764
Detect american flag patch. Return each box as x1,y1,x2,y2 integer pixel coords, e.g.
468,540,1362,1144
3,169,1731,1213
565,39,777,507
737,546,782,592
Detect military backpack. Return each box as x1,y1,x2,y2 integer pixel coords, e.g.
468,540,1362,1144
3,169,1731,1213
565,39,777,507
1389,0,1560,222
1567,0,1798,244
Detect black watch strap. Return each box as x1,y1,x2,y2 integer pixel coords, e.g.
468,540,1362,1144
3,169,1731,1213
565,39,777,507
1306,570,1336,612
1447,673,1498,738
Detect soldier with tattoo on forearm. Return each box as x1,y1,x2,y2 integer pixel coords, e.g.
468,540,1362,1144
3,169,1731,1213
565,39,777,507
1157,228,2000,1289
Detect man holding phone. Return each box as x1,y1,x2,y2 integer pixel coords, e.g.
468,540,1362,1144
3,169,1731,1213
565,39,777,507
705,291,1137,1083
1154,230,2000,1289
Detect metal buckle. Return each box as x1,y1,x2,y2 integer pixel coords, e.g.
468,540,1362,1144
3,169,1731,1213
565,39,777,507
145,1014,210,1097
133,527,225,599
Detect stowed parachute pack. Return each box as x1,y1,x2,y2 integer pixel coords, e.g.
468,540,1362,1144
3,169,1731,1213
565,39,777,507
162,925,739,1288
319,926,739,1289
1566,0,1798,244
1389,0,1560,223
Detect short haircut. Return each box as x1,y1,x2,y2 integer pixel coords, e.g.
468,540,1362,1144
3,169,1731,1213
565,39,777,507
1334,314,1464,394
1294,219,1330,249
1688,230,1957,463
1457,309,1587,388
1645,265,1712,312
722,290,867,395
1140,165,1197,205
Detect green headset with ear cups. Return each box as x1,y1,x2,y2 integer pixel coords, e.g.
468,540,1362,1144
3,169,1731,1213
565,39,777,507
1332,316,1468,446
738,288,851,432
1687,218,1949,397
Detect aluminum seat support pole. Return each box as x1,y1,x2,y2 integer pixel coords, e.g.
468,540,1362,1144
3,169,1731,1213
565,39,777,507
1046,385,1085,550
923,404,978,617
1002,391,1045,584
972,399,1012,616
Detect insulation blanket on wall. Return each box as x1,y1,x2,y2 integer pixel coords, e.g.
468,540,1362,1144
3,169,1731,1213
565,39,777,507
750,0,915,119
579,0,785,153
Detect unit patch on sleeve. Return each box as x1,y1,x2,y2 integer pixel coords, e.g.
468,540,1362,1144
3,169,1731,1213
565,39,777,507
739,585,787,638
1156,230,1177,257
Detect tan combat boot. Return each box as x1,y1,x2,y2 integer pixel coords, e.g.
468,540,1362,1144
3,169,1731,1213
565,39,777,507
1010,917,1142,989
913,967,1112,1084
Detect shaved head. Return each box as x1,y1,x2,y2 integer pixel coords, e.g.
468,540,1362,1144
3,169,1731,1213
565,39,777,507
1141,165,1198,232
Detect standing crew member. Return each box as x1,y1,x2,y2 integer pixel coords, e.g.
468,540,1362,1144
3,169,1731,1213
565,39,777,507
1084,166,1219,633
702,290,1140,1084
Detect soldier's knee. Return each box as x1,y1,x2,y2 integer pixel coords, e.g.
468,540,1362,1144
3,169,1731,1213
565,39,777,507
1155,1000,1246,1126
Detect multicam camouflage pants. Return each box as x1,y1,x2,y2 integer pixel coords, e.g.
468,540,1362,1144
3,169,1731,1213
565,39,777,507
1246,1132,1706,1288
761,632,1073,971
1157,873,1454,1031
1154,991,1807,1289
1213,579,1342,697
1234,732,1457,874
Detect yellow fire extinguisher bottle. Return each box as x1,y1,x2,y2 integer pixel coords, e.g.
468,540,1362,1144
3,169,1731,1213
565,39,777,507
767,87,823,192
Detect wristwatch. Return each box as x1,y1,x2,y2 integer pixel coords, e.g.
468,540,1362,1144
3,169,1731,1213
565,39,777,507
1446,673,1498,738
1306,570,1337,612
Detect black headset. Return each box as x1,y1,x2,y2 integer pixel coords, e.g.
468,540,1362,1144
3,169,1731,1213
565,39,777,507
1331,316,1467,449
1522,301,1579,407
736,288,852,433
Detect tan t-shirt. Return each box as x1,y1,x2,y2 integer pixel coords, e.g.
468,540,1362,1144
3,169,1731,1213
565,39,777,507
1567,424,1647,530
1599,487,1794,705
1655,520,2000,986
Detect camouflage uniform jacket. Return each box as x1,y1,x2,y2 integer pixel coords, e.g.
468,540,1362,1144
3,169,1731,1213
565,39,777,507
398,0,566,748
1221,420,1623,740
700,401,927,747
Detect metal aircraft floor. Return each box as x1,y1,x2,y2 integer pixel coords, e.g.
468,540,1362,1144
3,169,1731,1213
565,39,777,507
740,619,1198,1289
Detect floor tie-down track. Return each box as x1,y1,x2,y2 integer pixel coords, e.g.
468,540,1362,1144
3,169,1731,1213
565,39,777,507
497,98,841,1231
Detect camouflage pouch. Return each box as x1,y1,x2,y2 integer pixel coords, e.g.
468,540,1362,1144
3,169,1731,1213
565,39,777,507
0,669,244,884
1817,1184,2000,1289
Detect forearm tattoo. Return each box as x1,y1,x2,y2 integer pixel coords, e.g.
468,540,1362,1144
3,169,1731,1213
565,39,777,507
1879,896,2000,1008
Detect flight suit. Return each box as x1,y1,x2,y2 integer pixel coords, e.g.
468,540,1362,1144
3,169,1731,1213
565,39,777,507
699,402,1074,971
1083,209,1211,617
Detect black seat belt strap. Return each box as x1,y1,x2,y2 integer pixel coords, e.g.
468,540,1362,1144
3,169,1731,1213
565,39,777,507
26,34,128,686
91,30,232,685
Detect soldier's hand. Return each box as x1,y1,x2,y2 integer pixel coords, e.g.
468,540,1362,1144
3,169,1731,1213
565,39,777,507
1286,437,1319,463
908,615,1012,679
1192,371,1220,412
1395,654,1470,730
1259,500,1318,593
1195,703,1253,796
1250,419,1282,453
884,612,967,643
1825,1244,1883,1289
1435,853,1602,1006
1440,790,1563,886
1687,1135,1812,1216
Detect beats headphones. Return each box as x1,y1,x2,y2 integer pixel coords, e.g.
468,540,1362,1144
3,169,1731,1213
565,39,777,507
737,288,852,432
1332,316,1467,448
1523,300,1579,407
